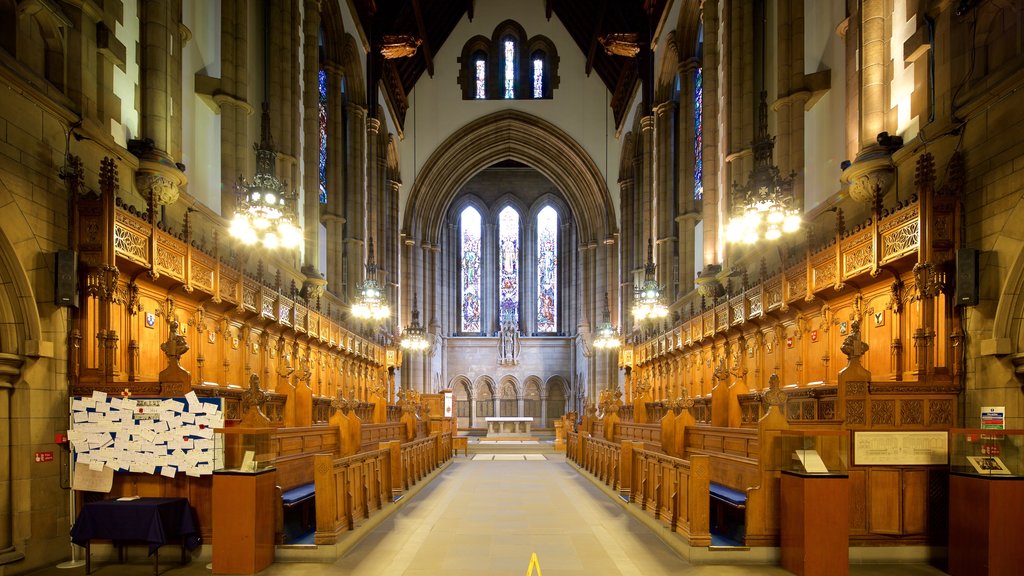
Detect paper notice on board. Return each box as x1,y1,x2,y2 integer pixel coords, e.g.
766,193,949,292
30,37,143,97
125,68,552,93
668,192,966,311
73,464,113,493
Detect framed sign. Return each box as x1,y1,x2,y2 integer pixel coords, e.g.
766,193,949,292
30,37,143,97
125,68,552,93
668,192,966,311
853,431,948,465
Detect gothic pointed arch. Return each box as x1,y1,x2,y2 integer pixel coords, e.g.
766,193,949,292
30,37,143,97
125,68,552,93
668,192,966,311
340,35,366,107
403,110,615,245
0,186,43,356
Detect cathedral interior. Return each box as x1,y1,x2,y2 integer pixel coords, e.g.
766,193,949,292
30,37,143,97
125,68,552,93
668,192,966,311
1,0,1023,574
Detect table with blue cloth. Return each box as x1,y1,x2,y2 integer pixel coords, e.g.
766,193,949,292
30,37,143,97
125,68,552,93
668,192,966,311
70,497,199,575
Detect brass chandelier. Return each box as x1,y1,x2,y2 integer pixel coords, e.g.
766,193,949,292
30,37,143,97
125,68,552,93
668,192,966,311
351,238,391,322
230,103,302,250
593,293,621,350
725,91,800,245
400,294,429,352
632,239,669,322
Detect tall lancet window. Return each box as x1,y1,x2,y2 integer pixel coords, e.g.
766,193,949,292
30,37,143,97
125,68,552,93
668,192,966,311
536,206,558,333
498,207,520,325
532,57,543,98
694,66,703,201
318,68,328,204
460,207,483,332
475,57,486,99
503,37,516,98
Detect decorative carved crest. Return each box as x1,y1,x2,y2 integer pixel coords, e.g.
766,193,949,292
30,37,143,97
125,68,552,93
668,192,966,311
840,320,870,360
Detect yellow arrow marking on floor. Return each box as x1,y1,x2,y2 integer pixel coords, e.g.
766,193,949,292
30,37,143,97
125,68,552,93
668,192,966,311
525,552,543,576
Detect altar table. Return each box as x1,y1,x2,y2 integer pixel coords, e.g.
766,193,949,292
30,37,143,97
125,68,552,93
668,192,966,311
484,417,534,437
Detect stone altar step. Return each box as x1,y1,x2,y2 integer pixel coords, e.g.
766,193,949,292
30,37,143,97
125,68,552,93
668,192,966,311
467,439,560,454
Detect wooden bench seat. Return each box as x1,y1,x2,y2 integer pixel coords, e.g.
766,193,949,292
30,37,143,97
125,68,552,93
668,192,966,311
281,483,316,507
709,483,747,509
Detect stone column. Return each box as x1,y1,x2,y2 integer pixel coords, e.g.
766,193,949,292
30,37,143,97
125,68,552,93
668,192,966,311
700,2,723,267
219,0,250,216
860,0,886,152
619,178,635,334
639,115,656,248
0,354,24,565
776,0,806,206
654,102,676,297
325,65,346,291
365,117,382,258
344,104,368,303
137,0,187,210
301,0,323,279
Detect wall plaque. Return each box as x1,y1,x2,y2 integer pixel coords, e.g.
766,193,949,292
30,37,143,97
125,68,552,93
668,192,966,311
853,430,948,465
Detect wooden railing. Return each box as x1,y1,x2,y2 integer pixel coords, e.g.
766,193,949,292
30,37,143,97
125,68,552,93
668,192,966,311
568,431,710,546
631,447,710,545
312,431,452,544
313,448,391,544
399,433,452,491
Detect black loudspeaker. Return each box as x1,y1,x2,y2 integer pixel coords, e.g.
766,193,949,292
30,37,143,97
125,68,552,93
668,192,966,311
55,250,77,307
955,248,978,307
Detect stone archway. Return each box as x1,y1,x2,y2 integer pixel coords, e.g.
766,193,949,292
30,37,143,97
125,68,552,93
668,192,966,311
403,110,615,246
0,202,41,564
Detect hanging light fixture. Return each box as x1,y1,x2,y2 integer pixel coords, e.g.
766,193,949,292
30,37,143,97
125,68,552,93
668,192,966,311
593,292,621,350
400,293,429,351
352,238,391,321
725,91,801,245
230,102,303,250
632,239,669,322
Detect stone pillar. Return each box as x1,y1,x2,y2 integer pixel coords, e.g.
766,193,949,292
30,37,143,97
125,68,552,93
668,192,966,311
700,3,723,267
639,115,656,248
365,117,382,256
654,102,676,297
860,0,886,152
301,0,323,278
0,353,24,565
219,0,250,216
776,0,806,207
344,104,368,303
619,178,635,334
138,0,187,210
325,65,346,292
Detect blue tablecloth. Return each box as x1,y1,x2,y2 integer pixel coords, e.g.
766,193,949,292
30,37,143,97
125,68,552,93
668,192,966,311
71,498,200,554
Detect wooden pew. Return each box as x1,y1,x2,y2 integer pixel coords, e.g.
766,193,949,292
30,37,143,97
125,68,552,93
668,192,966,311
270,426,339,543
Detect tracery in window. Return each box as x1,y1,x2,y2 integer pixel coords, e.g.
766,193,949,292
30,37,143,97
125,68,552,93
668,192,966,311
498,207,520,325
318,68,328,204
532,58,543,98
475,58,486,99
503,38,516,99
460,207,483,332
536,206,558,333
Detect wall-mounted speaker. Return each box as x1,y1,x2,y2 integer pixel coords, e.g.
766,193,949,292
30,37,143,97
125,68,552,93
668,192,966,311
955,248,978,307
55,250,78,307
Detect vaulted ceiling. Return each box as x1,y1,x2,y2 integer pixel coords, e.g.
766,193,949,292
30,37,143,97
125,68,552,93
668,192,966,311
351,0,669,129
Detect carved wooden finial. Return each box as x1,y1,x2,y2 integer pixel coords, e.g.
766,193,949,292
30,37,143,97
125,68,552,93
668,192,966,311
914,152,936,192
763,373,787,407
840,320,870,360
237,373,271,427
99,157,119,196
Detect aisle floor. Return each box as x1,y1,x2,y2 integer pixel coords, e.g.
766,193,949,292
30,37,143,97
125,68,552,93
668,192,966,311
31,454,950,576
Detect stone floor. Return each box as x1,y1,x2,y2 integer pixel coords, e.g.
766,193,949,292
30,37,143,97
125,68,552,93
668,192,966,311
31,454,950,576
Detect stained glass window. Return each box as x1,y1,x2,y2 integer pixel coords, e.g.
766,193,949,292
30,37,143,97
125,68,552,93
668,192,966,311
318,68,328,204
460,207,482,332
475,58,486,99
532,57,543,98
536,206,558,333
694,67,703,201
498,207,520,325
503,38,515,99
